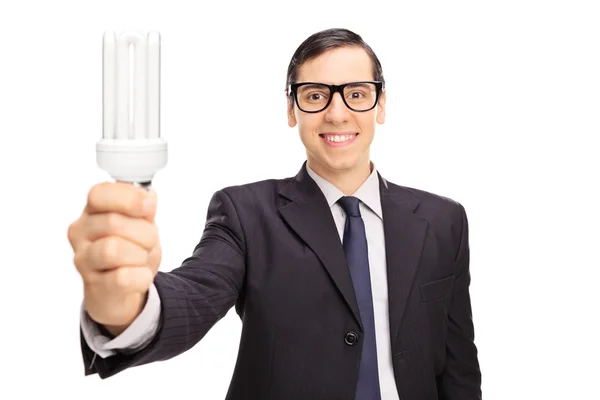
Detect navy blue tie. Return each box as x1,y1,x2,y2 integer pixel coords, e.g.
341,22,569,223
338,196,381,400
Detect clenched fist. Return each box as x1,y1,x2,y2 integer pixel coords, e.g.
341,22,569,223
68,181,162,336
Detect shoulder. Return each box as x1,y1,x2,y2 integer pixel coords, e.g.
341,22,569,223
385,178,464,211
208,176,293,214
384,179,468,260
382,178,467,229
218,176,291,199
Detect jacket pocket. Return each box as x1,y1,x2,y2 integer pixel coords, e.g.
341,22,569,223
419,274,455,303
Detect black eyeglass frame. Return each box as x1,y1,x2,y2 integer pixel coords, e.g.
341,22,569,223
287,81,384,113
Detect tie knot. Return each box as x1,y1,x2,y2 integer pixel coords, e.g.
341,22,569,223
338,196,361,217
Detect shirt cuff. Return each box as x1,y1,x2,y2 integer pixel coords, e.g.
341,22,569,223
80,282,161,358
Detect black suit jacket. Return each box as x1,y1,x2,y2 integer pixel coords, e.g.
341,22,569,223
81,162,482,399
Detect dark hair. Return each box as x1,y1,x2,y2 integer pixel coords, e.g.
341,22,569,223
285,28,385,92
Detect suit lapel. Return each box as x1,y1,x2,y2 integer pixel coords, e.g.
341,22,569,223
278,164,429,341
278,163,363,329
378,174,429,343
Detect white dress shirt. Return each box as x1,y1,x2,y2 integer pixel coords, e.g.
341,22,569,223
80,162,399,399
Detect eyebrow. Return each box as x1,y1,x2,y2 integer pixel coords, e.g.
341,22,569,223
298,84,329,90
345,82,371,89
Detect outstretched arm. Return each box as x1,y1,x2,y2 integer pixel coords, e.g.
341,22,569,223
81,189,246,379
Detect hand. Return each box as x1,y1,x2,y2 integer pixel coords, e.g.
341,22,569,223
68,182,161,335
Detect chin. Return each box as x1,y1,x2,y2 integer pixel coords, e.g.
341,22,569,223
322,155,361,172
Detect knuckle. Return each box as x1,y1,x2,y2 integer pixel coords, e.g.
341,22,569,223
148,224,160,247
113,268,131,290
87,184,103,208
78,268,95,285
73,246,93,278
105,212,123,234
136,247,150,265
126,242,147,265
73,251,85,271
67,221,78,245
149,252,161,271
100,237,119,265
148,243,161,263
129,190,144,214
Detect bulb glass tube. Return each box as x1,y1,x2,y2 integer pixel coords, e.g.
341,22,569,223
97,30,167,187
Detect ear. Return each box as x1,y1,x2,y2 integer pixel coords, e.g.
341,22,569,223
287,95,297,127
376,90,386,124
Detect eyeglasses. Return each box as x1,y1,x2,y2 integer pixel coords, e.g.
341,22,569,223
287,81,384,113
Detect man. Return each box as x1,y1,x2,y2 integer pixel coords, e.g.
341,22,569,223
69,28,482,399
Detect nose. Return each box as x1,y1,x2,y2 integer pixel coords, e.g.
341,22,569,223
324,92,350,124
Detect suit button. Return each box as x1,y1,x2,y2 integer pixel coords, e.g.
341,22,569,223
345,331,358,345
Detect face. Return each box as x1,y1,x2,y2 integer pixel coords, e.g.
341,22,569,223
287,46,386,177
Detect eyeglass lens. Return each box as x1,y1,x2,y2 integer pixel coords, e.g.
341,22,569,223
296,82,377,112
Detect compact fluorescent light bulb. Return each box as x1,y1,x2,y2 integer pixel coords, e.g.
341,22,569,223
97,30,167,188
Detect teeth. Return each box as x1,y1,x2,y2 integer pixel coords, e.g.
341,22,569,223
325,134,354,143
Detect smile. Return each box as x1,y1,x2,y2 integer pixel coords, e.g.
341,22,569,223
319,132,358,148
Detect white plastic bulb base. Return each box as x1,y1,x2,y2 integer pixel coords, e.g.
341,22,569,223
97,138,167,184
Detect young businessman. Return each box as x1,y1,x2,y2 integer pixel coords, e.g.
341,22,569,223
69,28,482,399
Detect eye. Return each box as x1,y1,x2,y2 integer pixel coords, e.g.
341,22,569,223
304,91,329,102
347,91,365,99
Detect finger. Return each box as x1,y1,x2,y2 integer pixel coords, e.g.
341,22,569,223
85,236,149,271
73,240,94,280
147,243,162,273
68,218,85,250
142,189,158,224
85,182,157,220
96,265,155,294
82,212,159,251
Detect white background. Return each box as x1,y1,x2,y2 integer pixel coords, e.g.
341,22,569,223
0,0,598,398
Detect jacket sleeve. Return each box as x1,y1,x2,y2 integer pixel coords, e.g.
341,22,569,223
437,203,482,399
81,189,246,379
80,282,161,358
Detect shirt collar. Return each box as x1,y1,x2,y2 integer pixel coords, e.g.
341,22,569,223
306,162,383,219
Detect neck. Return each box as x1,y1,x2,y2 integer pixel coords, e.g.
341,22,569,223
307,157,372,196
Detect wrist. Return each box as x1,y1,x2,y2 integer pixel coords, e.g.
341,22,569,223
102,290,149,337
